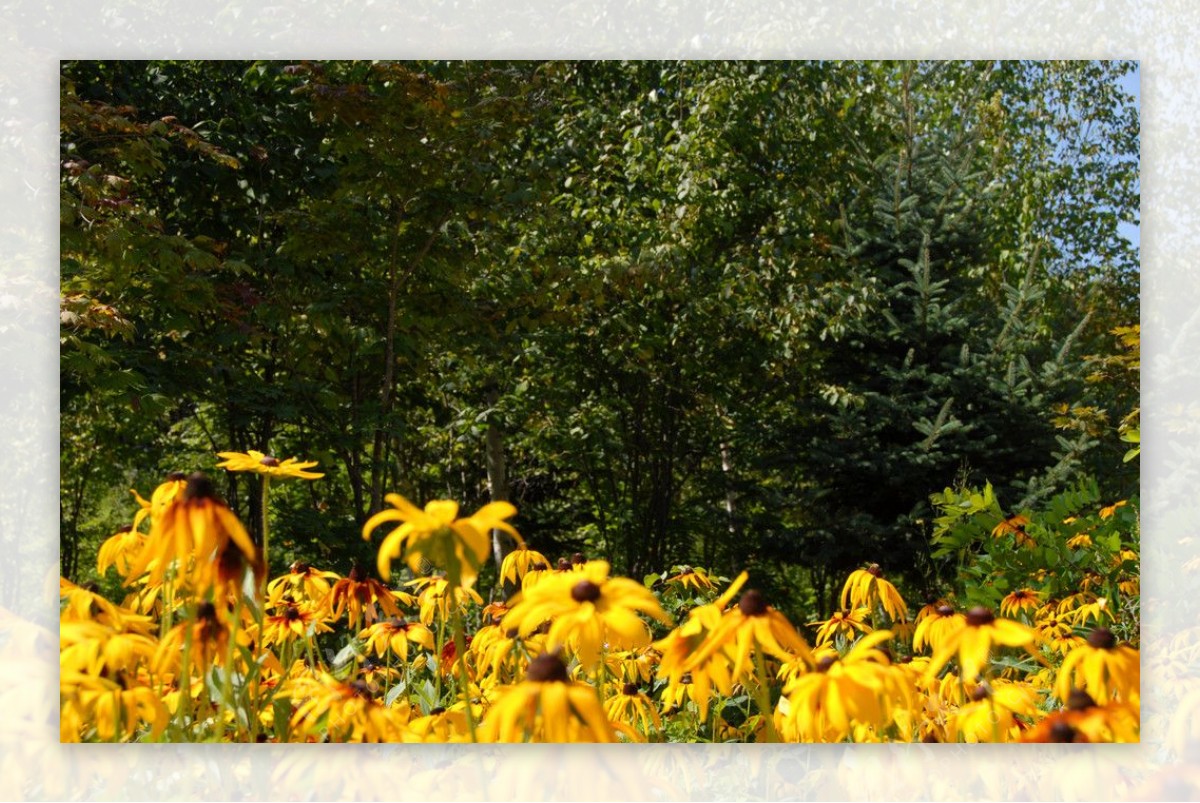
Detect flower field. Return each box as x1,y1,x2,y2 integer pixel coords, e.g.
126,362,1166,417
60,453,1139,743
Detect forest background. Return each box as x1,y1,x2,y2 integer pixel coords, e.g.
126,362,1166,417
59,60,1140,621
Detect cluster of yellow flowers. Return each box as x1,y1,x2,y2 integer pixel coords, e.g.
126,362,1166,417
60,452,1139,743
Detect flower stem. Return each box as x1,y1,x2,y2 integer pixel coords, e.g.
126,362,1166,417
260,476,271,599
752,647,780,743
451,607,477,742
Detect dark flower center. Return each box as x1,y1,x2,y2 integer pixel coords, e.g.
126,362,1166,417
349,563,369,583
867,563,882,577
530,562,548,572
348,680,373,699
936,605,955,617
505,627,519,639
387,617,408,630
1067,688,1098,711
572,580,602,603
117,524,133,533
1049,720,1079,743
196,602,219,623
622,683,639,696
260,456,281,467
283,606,301,621
430,706,446,715
167,471,189,482
966,606,995,627
556,558,572,571
816,655,837,673
290,561,310,574
738,589,768,617
525,653,570,683
183,472,218,502
970,684,991,702
1087,627,1116,650
571,552,586,565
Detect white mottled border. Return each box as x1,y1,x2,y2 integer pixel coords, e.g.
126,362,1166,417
3,2,1188,799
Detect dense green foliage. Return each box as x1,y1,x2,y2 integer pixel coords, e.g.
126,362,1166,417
60,60,1138,618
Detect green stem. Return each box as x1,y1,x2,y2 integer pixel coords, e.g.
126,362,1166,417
260,476,271,599
752,648,780,743
451,607,478,742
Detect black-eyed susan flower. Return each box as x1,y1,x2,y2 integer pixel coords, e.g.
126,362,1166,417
325,562,405,630
1066,532,1093,549
810,608,873,646
780,630,903,742
999,589,1042,619
267,561,341,604
153,601,232,678
363,494,523,587
923,607,1037,684
261,602,334,648
408,705,471,743
215,449,324,480
992,514,1034,548
1020,689,1138,743
129,472,188,534
501,559,671,669
840,565,908,623
499,546,551,587
477,653,616,743
358,617,434,662
684,588,813,692
663,565,719,594
1099,499,1128,520
604,682,662,740
912,604,966,655
59,620,158,680
60,671,169,742
654,572,747,719
124,473,261,595
949,679,1039,743
284,673,409,742
411,574,484,627
96,526,147,580
1055,627,1139,706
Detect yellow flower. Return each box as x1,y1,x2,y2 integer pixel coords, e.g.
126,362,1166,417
153,601,234,678
284,672,409,742
60,671,169,742
215,449,324,480
358,617,435,662
501,559,671,669
97,526,147,579
325,562,406,630
124,473,261,594
478,653,616,742
991,514,1034,548
1066,532,1093,549
684,588,813,690
262,602,334,648
780,630,902,742
653,572,747,718
949,679,1039,743
363,494,523,587
129,472,188,534
840,565,908,623
499,546,551,587
911,604,966,654
810,608,873,646
924,607,1037,684
663,565,719,593
1098,499,1128,519
410,575,484,627
604,682,662,740
1021,689,1139,743
267,561,341,604
1055,628,1139,705
999,589,1042,619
